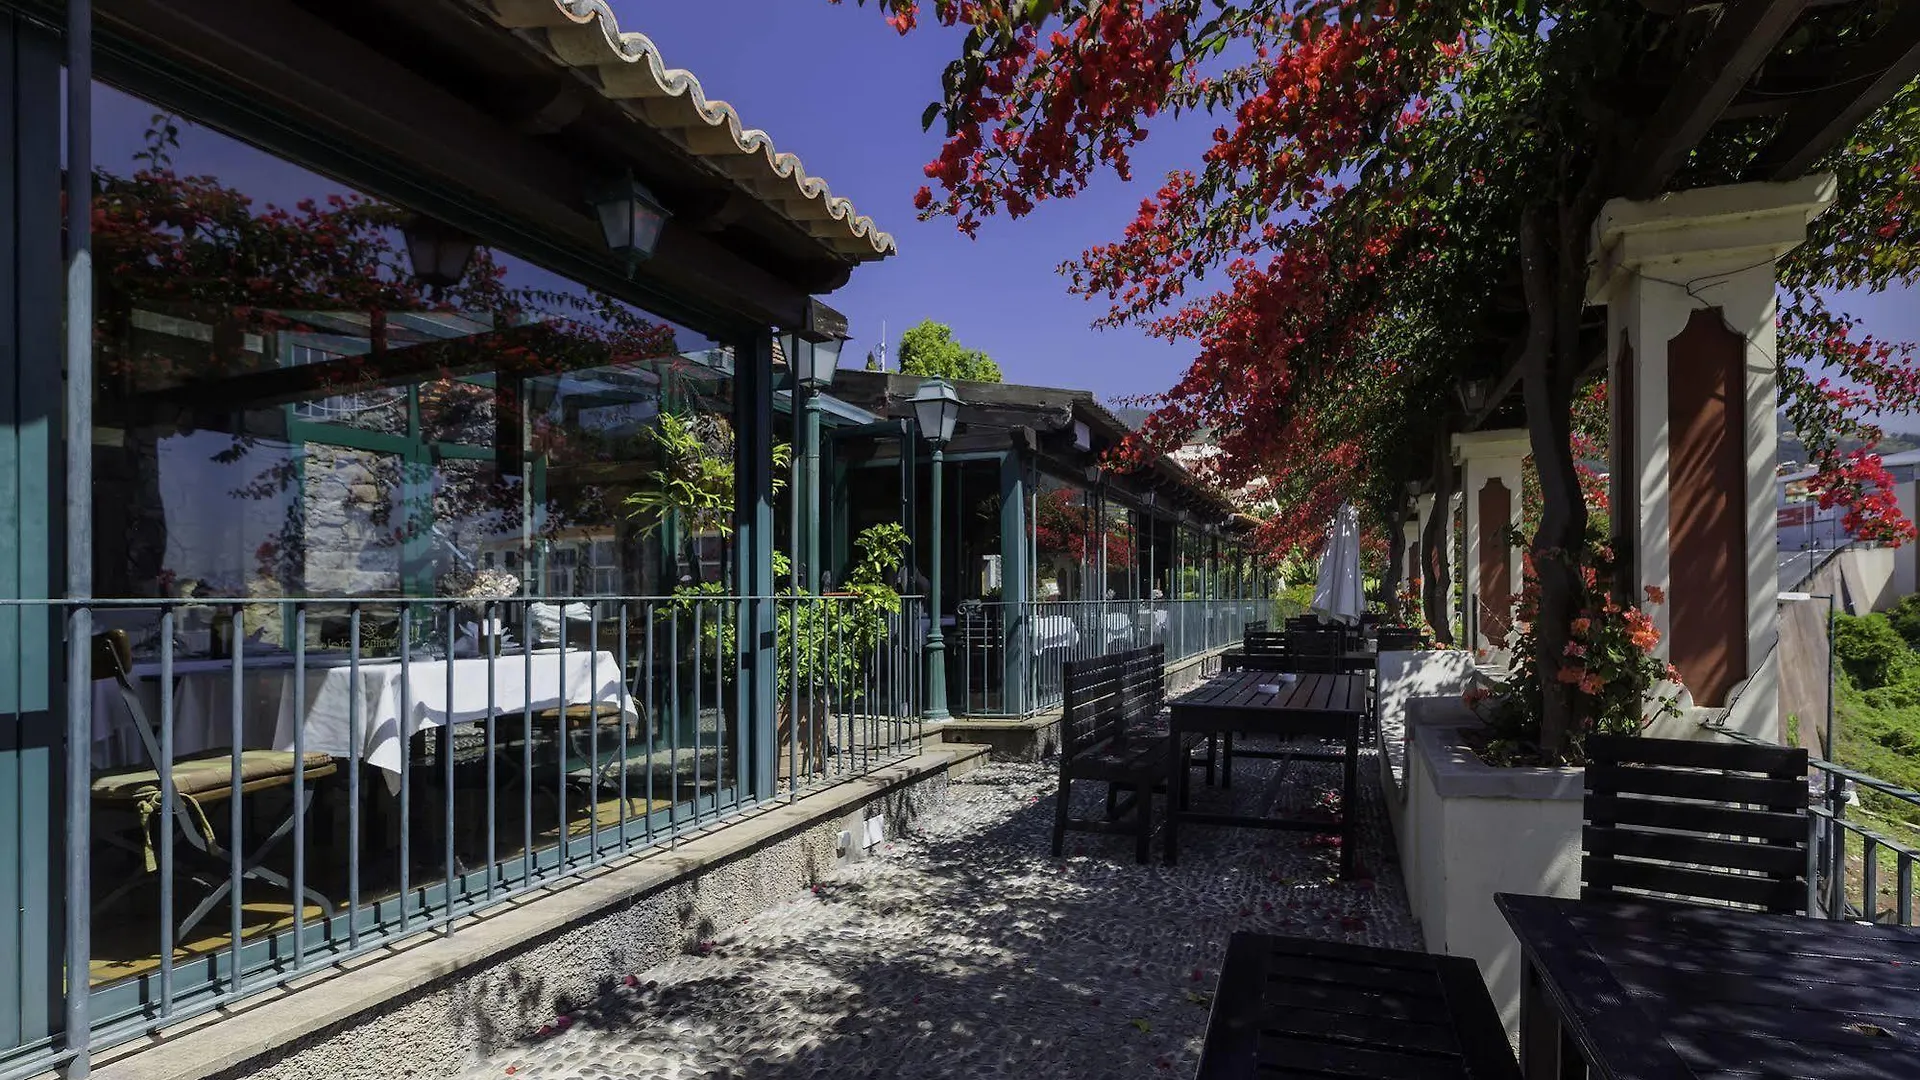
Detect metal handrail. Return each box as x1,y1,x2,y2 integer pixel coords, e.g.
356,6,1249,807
4,591,927,1073
1708,725,1919,925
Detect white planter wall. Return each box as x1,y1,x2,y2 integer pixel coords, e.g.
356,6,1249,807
1400,723,1583,1038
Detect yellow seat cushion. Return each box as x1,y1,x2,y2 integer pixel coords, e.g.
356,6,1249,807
92,751,338,803
531,704,626,730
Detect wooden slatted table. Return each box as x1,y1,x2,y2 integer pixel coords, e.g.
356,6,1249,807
1197,932,1522,1080
1498,892,1920,1080
1164,670,1368,876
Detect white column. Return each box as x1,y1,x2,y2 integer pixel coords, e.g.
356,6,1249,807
1451,430,1529,656
1588,176,1834,740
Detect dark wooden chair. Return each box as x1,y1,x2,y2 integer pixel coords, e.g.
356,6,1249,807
1376,626,1422,652
1582,735,1810,914
1051,644,1209,863
90,629,338,937
1221,630,1290,673
1284,629,1342,674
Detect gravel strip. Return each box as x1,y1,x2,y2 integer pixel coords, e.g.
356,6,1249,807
462,739,1419,1079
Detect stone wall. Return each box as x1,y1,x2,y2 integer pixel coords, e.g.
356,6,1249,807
302,443,404,596
89,749,984,1080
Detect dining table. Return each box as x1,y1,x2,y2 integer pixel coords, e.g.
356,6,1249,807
1164,669,1368,875
1498,892,1920,1079
92,646,635,784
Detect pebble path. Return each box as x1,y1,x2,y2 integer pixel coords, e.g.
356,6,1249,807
461,740,1419,1079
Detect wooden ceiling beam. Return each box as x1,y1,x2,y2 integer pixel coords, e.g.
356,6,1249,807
1619,0,1813,199
1755,5,1920,179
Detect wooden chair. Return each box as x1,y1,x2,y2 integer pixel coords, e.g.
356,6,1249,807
1051,645,1209,863
90,629,337,937
1376,626,1422,652
1222,630,1290,672
1284,629,1343,674
1582,735,1810,914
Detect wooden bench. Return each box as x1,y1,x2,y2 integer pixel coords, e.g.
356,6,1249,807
1050,644,1209,863
1583,734,1810,913
1198,932,1521,1079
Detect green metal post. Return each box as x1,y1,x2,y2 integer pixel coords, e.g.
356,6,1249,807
924,446,950,721
805,390,822,593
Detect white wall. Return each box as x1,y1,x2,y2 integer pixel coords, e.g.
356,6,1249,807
1403,725,1583,1037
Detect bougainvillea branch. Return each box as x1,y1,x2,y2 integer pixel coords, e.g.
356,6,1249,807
849,0,1920,756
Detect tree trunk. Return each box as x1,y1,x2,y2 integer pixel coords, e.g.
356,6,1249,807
1422,431,1456,645
1519,210,1591,758
1381,505,1404,612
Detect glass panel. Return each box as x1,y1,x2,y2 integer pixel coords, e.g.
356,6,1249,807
1033,474,1092,602
83,81,747,1009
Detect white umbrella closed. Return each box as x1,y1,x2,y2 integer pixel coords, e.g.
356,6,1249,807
1311,502,1365,626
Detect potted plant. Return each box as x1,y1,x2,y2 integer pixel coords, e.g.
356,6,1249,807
775,523,908,776
1396,526,1679,1034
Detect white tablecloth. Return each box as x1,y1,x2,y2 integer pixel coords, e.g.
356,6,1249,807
92,649,634,780
1031,615,1079,654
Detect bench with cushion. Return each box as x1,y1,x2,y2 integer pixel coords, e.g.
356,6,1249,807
91,629,338,937
1050,644,1210,863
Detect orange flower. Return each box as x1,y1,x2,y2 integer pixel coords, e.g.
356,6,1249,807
1556,665,1585,685
1644,584,1665,605
1570,617,1591,637
1579,672,1607,695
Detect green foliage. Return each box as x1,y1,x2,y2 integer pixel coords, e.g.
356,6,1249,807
1888,595,1920,653
1277,582,1316,615
624,412,791,540
896,319,1002,383
1834,612,1910,690
1836,668,1920,832
665,523,907,706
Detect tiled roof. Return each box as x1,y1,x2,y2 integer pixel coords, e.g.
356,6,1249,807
485,0,897,262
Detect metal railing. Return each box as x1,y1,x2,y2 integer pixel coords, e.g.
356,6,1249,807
952,597,1278,717
1708,726,1919,925
0,592,923,1075
1805,755,1920,925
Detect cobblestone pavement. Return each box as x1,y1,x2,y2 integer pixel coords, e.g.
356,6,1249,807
461,740,1419,1080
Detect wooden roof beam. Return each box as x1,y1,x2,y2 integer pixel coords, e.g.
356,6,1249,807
1620,0,1812,199
1755,5,1920,179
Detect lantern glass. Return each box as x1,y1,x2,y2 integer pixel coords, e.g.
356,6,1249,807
403,216,475,289
807,336,844,386
595,179,670,261
910,377,961,446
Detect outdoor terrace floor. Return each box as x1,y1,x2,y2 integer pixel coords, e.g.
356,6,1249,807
459,738,1419,1079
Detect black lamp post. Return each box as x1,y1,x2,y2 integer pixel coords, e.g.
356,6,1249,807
910,377,961,721
780,299,851,594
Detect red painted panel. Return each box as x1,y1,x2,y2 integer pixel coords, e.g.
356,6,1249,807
1667,309,1748,706
1478,478,1513,643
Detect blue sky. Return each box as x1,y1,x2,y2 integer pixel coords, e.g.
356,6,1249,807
625,1,1220,400
626,1,1920,410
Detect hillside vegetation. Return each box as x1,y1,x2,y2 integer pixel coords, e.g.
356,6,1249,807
1830,601,1920,836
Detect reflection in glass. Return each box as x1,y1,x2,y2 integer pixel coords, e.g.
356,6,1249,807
88,86,730,611
80,83,759,1003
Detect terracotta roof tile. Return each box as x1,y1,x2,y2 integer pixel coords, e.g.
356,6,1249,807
484,0,897,262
